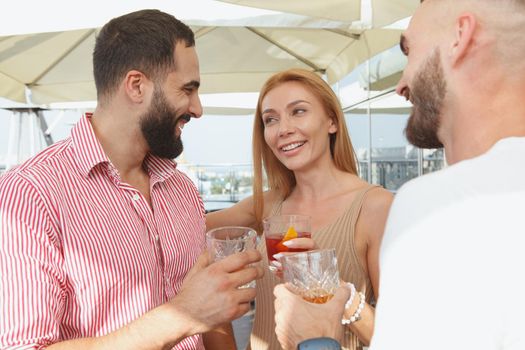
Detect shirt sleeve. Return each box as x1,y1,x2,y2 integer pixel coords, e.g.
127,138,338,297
0,172,66,349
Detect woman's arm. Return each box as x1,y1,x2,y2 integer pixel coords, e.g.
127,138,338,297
206,190,280,231
206,195,257,231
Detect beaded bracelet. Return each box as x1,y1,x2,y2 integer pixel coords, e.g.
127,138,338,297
341,286,366,325
343,283,356,311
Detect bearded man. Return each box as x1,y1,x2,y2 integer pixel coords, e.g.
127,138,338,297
273,1,525,349
0,9,263,350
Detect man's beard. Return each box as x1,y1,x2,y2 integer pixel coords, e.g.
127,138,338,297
404,49,446,149
140,86,191,159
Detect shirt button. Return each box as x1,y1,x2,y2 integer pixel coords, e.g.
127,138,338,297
132,194,140,201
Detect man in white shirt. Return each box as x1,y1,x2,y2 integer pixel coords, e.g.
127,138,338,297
273,0,525,348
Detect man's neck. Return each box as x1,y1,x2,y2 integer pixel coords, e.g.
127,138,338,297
90,107,149,178
443,88,525,164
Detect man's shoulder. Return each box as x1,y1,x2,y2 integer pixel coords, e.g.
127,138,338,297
382,163,474,248
383,145,525,251
0,138,73,191
169,168,205,215
398,139,525,203
5,138,73,175
394,147,503,204
170,167,200,192
166,167,203,201
394,167,454,206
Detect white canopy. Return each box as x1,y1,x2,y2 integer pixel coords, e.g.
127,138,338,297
0,1,409,105
217,0,419,27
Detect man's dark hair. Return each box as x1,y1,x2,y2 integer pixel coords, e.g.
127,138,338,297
93,9,195,102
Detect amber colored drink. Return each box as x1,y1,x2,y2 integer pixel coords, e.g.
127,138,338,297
302,293,334,304
265,232,312,262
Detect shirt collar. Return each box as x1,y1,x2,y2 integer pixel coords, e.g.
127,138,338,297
72,113,179,182
71,113,110,178
145,153,179,184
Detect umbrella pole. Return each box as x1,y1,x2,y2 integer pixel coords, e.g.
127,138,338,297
366,58,373,184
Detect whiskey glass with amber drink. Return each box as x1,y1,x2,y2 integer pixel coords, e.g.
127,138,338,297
280,249,340,304
262,214,312,271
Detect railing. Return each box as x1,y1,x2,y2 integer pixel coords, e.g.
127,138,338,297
180,151,445,211
0,150,444,202
177,163,253,211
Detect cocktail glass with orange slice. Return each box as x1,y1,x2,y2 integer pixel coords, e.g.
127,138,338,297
262,214,312,271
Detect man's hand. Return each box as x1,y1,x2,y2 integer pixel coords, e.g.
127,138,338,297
274,283,350,350
170,250,264,336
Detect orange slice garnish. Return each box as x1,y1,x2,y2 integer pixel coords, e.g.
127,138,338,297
276,226,298,252
282,226,298,241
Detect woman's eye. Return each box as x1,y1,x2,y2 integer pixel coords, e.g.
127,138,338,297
263,116,277,125
293,108,306,115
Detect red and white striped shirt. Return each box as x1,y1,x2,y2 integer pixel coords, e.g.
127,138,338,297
0,114,206,349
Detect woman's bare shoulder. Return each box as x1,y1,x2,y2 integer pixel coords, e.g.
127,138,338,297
262,189,282,203
362,186,394,216
232,189,280,208
351,185,393,247
260,189,283,217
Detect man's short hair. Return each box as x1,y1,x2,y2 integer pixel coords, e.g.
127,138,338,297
93,9,195,102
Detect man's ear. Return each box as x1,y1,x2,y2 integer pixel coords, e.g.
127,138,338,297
124,70,148,103
449,12,477,66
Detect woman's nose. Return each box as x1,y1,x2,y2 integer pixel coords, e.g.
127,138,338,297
278,116,294,137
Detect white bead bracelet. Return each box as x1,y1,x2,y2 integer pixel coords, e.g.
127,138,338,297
343,283,356,311
341,284,365,325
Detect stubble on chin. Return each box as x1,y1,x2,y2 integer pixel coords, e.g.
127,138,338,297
404,49,446,149
405,108,443,149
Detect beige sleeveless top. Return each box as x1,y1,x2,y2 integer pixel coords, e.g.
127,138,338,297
250,185,378,350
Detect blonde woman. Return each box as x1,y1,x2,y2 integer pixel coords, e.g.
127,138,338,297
207,69,392,349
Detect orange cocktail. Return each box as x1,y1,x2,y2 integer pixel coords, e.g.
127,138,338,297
264,231,312,263
263,215,312,269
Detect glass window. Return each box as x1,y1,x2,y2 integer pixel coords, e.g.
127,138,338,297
342,90,445,192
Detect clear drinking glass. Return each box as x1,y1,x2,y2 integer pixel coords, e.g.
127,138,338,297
262,214,312,271
206,226,258,288
280,248,340,303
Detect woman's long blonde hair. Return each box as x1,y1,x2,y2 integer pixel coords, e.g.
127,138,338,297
252,69,358,224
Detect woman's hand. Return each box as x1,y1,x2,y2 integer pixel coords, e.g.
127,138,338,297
281,237,318,251
270,237,318,278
